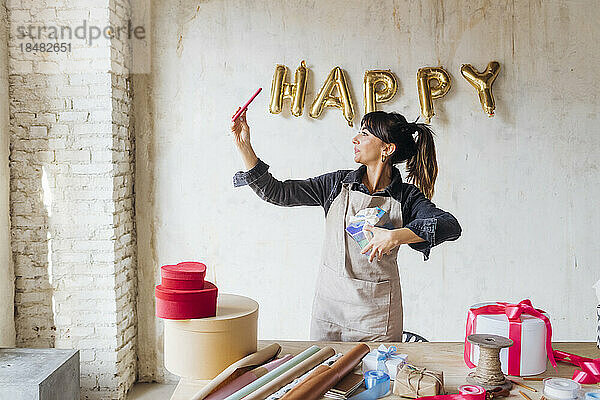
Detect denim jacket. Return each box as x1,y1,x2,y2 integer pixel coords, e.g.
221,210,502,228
233,159,462,260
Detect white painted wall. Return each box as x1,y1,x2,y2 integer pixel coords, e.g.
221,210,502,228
136,0,600,381
0,0,15,347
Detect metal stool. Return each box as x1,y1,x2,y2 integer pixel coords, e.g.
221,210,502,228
402,331,428,342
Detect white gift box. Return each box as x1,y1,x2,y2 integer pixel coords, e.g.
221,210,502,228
596,305,600,349
594,280,599,349
468,302,550,376
361,344,407,380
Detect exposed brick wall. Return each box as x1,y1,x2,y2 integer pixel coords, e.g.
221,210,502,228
0,0,16,348
7,0,137,398
110,0,137,394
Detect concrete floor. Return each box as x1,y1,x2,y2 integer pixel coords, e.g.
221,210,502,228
127,383,177,399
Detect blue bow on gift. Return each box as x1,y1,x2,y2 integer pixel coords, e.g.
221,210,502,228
376,345,399,374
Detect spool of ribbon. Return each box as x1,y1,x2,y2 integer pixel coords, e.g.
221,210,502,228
415,384,486,400
459,385,486,397
543,378,581,400
348,370,390,400
464,299,558,376
585,392,600,400
553,350,600,384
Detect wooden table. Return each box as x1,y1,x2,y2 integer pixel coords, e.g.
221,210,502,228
170,341,599,400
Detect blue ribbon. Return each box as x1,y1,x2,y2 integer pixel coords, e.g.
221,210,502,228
376,346,398,375
348,370,390,400
585,393,600,400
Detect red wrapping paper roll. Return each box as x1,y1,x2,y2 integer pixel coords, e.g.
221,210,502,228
161,262,206,290
156,281,218,319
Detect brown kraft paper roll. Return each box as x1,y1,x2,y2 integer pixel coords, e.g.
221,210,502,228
190,343,281,400
280,343,370,400
242,346,336,400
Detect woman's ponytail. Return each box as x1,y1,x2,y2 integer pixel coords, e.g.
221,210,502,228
405,123,438,199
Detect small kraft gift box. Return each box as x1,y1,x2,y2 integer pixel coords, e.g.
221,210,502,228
393,363,444,397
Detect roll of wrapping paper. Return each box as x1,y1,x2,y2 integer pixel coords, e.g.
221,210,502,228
190,343,281,400
222,345,322,400
242,346,337,400
205,354,294,400
280,343,371,400
266,353,343,400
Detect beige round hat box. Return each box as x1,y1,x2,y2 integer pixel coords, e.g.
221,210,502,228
164,293,259,379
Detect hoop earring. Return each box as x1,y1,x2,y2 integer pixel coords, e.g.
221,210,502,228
381,154,386,163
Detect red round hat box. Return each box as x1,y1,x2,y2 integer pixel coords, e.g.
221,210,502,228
155,281,218,319
161,262,206,290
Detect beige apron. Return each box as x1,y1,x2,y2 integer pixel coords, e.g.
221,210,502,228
310,182,404,341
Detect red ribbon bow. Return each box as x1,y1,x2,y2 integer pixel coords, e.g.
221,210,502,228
464,299,558,376
553,350,600,384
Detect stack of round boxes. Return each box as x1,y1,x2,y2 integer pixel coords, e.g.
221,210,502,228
155,261,259,379
155,261,218,319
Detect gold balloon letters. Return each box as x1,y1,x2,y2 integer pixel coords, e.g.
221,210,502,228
416,67,451,124
363,70,398,114
269,60,308,117
309,67,355,127
268,61,500,125
461,62,500,117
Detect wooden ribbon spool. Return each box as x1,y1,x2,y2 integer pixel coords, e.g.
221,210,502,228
466,334,514,392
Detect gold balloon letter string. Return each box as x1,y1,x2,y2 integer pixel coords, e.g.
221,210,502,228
416,67,451,123
461,61,501,117
363,70,398,114
269,60,308,117
309,67,355,127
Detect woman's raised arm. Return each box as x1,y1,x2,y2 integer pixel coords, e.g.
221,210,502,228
231,108,259,170
230,108,343,211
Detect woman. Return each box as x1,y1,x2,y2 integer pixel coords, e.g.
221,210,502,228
230,109,461,342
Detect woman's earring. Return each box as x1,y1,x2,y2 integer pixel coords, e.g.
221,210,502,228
381,154,387,163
